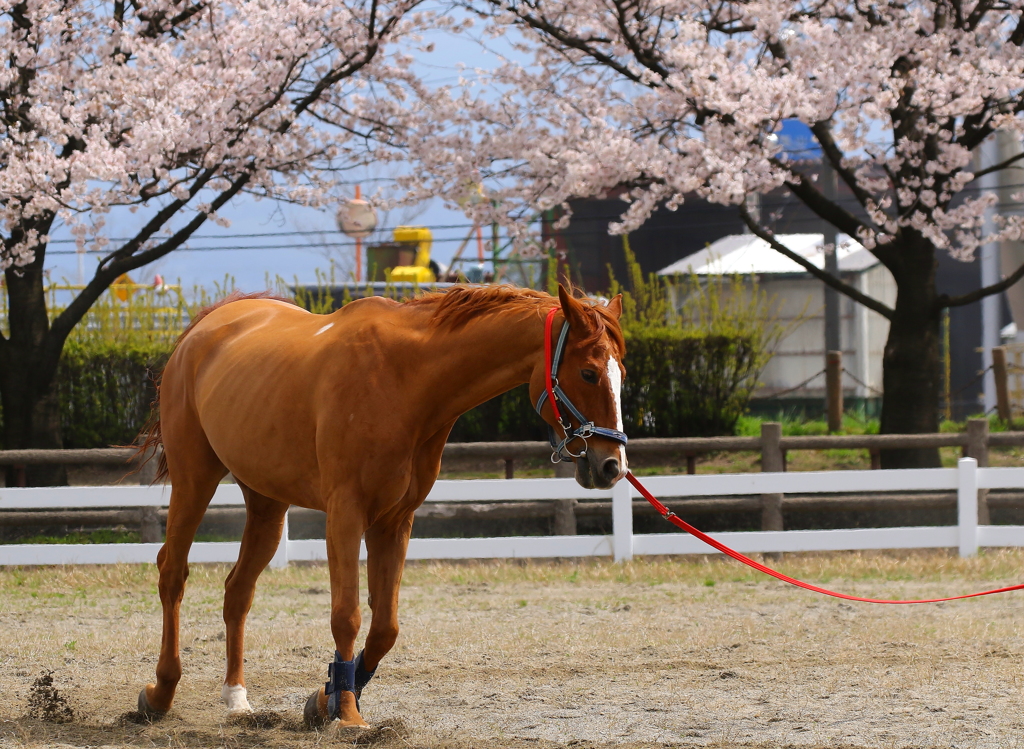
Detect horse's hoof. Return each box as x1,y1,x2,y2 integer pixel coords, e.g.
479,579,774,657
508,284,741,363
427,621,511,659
326,722,371,739
221,683,252,715
303,688,328,730
137,687,168,721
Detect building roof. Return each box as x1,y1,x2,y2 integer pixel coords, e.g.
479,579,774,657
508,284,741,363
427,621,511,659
656,233,877,276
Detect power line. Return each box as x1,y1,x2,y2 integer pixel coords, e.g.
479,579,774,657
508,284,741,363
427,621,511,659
38,177,1024,246
30,180,1024,254
26,198,909,248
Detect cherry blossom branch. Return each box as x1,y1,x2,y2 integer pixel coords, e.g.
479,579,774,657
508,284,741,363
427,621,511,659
739,203,895,320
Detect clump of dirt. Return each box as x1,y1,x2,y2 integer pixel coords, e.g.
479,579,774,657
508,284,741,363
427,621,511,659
117,710,153,725
354,718,411,747
229,710,286,729
27,670,75,723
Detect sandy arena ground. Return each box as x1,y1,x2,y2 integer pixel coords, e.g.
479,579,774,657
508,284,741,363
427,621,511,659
2,551,1024,749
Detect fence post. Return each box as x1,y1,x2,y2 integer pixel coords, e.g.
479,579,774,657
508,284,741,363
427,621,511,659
553,499,577,536
957,457,979,558
270,510,290,569
554,460,575,478
826,351,843,432
964,418,991,525
760,422,784,531
993,346,1011,422
504,459,515,479
139,507,162,543
612,478,633,562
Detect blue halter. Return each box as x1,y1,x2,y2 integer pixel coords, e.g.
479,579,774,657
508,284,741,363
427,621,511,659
534,310,628,463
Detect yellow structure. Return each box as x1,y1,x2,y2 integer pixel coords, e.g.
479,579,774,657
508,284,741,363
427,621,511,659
387,226,435,284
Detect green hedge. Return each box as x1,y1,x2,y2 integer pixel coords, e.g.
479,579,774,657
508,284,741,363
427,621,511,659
10,323,756,449
450,327,759,442
56,339,169,449
621,327,759,438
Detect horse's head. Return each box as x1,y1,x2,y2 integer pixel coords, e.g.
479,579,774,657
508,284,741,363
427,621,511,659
531,285,628,490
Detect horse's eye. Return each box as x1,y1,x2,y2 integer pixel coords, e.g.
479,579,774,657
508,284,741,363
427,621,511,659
581,369,598,384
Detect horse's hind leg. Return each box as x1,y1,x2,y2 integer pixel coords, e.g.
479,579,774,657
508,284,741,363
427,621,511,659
221,483,289,714
138,441,225,718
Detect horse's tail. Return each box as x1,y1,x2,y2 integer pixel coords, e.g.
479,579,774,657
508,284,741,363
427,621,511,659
134,290,297,483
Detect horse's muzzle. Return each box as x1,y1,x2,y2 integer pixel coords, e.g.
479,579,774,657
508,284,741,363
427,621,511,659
574,449,626,490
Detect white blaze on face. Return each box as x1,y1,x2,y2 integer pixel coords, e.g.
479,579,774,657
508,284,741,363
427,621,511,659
606,356,627,469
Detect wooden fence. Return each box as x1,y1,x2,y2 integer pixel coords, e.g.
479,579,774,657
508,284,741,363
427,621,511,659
0,458,1018,565
1,420,1021,539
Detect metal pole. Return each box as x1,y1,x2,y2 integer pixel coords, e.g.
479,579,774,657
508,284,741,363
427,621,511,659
822,162,841,355
354,184,363,283
980,138,1001,414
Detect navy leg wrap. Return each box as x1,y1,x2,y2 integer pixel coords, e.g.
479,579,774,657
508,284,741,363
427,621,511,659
353,650,376,710
354,650,376,693
324,651,356,720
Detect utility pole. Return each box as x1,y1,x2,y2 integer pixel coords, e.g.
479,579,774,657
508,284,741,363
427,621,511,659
980,136,1002,414
822,161,841,355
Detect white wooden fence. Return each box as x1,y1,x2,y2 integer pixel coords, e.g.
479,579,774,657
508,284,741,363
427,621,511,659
0,458,1020,567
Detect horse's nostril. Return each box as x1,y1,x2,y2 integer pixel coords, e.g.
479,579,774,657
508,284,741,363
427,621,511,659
602,458,620,481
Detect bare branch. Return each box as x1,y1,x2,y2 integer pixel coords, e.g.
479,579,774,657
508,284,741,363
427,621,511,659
938,260,1024,310
739,204,894,320
969,150,1024,182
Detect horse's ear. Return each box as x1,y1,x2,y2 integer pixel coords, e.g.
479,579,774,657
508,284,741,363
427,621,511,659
606,294,623,320
557,284,588,329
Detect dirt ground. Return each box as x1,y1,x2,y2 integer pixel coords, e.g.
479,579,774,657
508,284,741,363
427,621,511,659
2,551,1024,749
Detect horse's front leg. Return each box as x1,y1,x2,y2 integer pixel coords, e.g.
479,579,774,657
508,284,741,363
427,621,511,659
355,512,415,707
304,506,367,730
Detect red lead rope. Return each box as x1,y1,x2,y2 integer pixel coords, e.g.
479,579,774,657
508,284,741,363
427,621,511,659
544,303,1024,603
626,472,1024,604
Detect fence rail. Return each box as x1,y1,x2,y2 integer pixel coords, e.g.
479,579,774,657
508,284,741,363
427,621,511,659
2,420,1021,535
2,419,1017,483
0,458,1020,567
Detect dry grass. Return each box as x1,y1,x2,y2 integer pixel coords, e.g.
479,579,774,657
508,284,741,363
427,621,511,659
1,552,1024,749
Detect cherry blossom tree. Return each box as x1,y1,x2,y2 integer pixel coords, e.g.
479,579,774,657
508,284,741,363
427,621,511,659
1,0,439,481
415,0,1024,466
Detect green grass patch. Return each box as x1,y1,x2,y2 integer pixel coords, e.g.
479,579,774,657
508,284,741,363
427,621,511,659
7,529,139,545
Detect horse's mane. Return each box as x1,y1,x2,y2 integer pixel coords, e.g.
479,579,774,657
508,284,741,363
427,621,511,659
409,284,625,355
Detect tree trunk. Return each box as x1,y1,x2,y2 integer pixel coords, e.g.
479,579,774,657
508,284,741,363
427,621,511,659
0,235,67,486
879,238,942,468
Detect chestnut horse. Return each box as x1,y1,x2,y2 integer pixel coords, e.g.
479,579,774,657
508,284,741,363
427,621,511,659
136,284,627,728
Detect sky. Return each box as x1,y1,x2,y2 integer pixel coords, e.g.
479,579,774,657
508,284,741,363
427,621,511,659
42,8,521,294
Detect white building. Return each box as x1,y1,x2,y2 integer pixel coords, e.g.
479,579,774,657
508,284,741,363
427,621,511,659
657,233,896,401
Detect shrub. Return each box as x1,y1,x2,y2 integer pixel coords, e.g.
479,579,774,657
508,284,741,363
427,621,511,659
56,338,170,448
621,326,763,437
